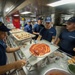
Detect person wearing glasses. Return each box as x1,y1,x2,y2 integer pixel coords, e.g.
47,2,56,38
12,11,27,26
37,17,56,43
55,17,75,56
0,22,26,75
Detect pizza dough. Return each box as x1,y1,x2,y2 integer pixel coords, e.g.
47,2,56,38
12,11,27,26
30,43,50,56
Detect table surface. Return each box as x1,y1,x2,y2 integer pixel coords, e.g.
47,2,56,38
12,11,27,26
7,36,72,75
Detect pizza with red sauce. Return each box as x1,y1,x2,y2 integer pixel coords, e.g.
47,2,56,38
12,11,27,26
30,43,50,57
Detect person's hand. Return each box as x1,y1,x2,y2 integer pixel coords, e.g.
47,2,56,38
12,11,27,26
18,45,26,49
17,46,23,50
37,33,39,35
18,46,20,50
73,48,75,51
14,60,26,69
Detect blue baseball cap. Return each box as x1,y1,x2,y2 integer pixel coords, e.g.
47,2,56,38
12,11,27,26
38,17,43,20
67,17,75,23
45,17,51,22
27,19,31,22
0,22,10,32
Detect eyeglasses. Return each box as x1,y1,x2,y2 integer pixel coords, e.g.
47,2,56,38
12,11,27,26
28,22,31,23
66,22,75,25
66,22,72,25
46,22,50,24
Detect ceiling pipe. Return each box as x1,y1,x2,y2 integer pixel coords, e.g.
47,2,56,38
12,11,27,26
4,0,25,16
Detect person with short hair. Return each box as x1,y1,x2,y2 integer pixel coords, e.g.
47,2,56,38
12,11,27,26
0,22,26,75
24,19,32,33
55,17,75,56
33,17,44,39
37,17,56,43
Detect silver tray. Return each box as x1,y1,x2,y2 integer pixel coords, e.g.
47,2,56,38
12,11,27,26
10,28,23,33
12,31,35,41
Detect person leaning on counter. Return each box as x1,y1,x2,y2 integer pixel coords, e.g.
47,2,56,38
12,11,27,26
0,22,26,75
55,17,75,56
37,17,56,43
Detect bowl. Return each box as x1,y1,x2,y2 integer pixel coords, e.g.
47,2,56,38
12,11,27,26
44,68,71,75
68,64,75,75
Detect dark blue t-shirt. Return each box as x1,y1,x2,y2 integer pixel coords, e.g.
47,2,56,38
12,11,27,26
33,24,44,33
33,24,44,39
40,27,56,42
24,23,27,27
24,25,32,33
0,40,7,66
59,29,75,56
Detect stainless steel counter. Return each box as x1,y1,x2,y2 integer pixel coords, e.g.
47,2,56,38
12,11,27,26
7,36,72,75
40,51,71,75
20,40,59,65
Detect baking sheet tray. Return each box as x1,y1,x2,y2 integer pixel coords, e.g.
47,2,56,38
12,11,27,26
12,31,35,41
10,28,23,33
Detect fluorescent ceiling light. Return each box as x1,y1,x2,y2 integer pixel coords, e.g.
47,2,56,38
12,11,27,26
14,14,19,16
30,14,36,17
21,11,31,14
47,0,75,7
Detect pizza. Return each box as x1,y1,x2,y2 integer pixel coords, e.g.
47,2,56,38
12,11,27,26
30,43,50,57
14,32,31,40
13,32,34,40
10,28,22,33
68,58,75,64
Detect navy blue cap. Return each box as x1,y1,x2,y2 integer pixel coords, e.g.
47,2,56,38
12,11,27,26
38,17,43,20
67,17,75,23
45,17,51,22
0,22,10,32
27,19,31,22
